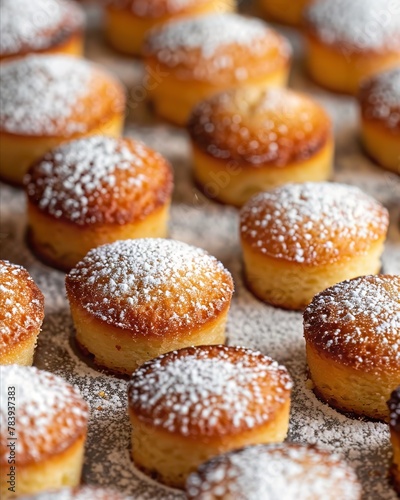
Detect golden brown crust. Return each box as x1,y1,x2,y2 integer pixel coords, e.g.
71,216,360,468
0,260,44,356
25,137,173,227
105,0,212,18
188,87,332,167
304,275,400,373
143,13,291,85
128,345,292,439
240,182,388,266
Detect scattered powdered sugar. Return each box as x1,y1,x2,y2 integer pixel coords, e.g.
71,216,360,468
22,486,132,500
240,182,388,264
25,136,161,225
304,275,400,371
0,55,92,136
0,260,44,349
361,68,400,129
128,345,292,436
66,238,233,332
0,0,84,57
107,0,207,17
305,0,400,51
0,365,88,463
186,443,361,499
389,387,400,433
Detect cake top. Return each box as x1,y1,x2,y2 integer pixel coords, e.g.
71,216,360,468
106,0,211,18
186,444,361,500
305,0,400,52
240,182,388,266
25,136,173,226
0,365,88,465
359,67,400,130
21,486,130,500
188,87,332,166
304,275,400,373
389,386,400,432
0,0,84,58
66,239,234,336
0,55,124,137
144,13,291,82
0,260,44,353
128,345,292,438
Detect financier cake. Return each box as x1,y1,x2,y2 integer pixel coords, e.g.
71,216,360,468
65,238,234,374
0,365,88,499
304,275,400,421
0,0,85,62
186,443,362,499
104,0,235,56
128,345,293,488
240,182,389,310
188,87,333,207
389,387,400,494
25,136,173,271
358,67,400,174
0,260,44,366
143,13,292,125
0,55,125,186
303,0,400,94
259,0,311,27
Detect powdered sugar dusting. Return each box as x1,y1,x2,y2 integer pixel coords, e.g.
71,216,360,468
107,0,208,18
25,136,169,225
0,260,44,350
22,486,132,500
0,365,88,463
66,238,233,333
128,345,292,436
0,55,92,136
186,443,361,499
361,68,400,129
304,275,400,371
305,0,400,51
0,0,84,57
240,182,388,264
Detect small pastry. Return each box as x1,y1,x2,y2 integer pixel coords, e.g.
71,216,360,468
186,443,362,499
104,0,235,56
259,0,311,27
389,387,400,495
0,55,125,186
188,87,333,207
303,0,400,94
143,13,292,125
0,365,89,499
359,67,400,174
128,345,292,488
304,275,400,421
65,238,234,374
0,0,85,62
239,182,389,310
20,486,130,499
0,260,44,366
25,136,173,271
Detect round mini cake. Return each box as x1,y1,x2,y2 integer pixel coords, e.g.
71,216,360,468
0,55,125,186
21,486,129,499
104,0,235,56
127,345,293,488
359,67,400,174
303,0,400,94
239,182,389,310
259,0,311,27
25,136,173,271
389,387,400,494
0,365,88,499
0,0,85,62
186,443,361,499
143,13,292,125
188,87,333,207
65,238,234,374
0,260,44,366
304,275,400,421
